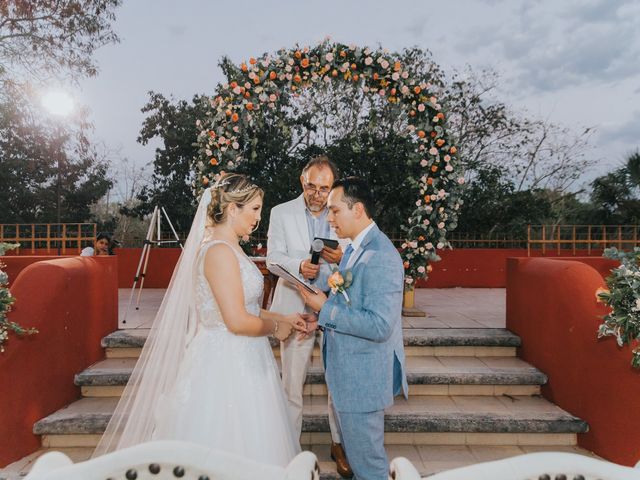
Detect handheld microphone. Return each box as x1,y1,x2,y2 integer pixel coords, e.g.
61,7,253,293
310,238,324,265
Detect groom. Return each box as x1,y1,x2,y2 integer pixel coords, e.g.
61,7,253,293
298,177,408,480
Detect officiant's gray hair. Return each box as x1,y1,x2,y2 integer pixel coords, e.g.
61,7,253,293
208,174,263,225
302,155,339,180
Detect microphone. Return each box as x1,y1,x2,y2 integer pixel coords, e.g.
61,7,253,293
310,238,324,265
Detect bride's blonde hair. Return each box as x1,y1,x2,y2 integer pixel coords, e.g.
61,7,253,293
207,173,264,226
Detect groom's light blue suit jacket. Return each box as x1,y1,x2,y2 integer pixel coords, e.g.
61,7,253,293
318,224,409,413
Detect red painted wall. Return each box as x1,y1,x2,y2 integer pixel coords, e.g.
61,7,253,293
506,257,640,465
6,248,610,289
0,257,118,466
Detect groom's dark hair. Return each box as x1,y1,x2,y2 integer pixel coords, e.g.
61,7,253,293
332,177,376,219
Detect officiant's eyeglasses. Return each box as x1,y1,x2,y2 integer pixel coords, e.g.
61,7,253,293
303,183,331,196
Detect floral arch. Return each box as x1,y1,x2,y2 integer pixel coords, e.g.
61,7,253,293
197,41,464,287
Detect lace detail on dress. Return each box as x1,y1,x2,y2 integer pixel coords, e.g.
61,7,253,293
195,240,264,330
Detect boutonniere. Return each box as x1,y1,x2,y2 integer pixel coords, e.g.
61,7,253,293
328,268,353,305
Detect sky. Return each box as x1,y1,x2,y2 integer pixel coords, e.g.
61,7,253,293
75,0,640,198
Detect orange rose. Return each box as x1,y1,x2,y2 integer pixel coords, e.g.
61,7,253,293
427,177,433,185
249,57,257,65
225,110,232,117
437,112,445,120
424,195,430,203
417,130,426,138
332,69,338,77
231,113,239,122
373,73,379,80
246,102,254,110
394,61,401,71
209,158,218,166
202,177,210,185
230,81,238,89
450,146,457,154
339,50,347,57
431,165,438,172
301,58,310,68
430,131,437,138
241,63,248,72
244,92,251,98
351,63,357,70
269,71,277,80
293,74,302,83
208,130,216,138
436,138,445,147
403,261,410,269
409,110,416,117
253,77,260,85
418,236,425,241
390,88,397,96
414,86,421,94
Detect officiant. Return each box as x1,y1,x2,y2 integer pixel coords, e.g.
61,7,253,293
266,155,352,478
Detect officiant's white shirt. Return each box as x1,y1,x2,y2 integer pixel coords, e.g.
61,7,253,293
345,221,376,269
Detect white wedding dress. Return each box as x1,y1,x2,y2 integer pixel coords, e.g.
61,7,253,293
150,239,301,466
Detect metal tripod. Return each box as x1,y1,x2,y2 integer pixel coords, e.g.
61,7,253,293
122,206,183,325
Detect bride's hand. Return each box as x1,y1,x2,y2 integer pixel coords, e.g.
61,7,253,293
274,320,293,341
282,313,308,332
274,314,307,341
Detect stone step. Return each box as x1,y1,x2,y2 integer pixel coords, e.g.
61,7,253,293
0,444,599,480
33,395,587,449
102,328,521,359
76,356,545,398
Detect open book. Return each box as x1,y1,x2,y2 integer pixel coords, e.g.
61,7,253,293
268,262,316,294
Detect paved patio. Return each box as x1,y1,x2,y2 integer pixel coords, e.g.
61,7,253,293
118,288,506,330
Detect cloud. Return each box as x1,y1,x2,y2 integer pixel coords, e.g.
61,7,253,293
599,110,640,148
452,0,640,94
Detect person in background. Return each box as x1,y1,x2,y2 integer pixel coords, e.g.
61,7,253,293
81,232,112,256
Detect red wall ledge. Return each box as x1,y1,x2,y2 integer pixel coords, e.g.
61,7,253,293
0,257,118,466
506,257,640,465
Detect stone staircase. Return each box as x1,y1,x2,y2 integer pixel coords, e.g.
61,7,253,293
0,325,593,479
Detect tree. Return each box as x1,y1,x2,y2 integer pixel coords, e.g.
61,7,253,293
0,0,121,89
589,151,640,224
0,92,112,223
124,92,210,233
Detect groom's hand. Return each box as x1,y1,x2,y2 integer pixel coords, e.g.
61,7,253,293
297,313,319,340
296,285,327,313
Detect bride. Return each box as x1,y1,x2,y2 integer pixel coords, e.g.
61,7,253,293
94,174,306,466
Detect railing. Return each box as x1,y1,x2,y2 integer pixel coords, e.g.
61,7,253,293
0,223,97,254
527,225,640,256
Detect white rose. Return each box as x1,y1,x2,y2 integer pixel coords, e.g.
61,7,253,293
269,94,277,102
426,242,433,249
381,60,390,69
365,57,373,65
444,155,451,162
232,142,239,150
401,85,410,95
392,72,400,81
417,266,425,274
429,147,438,155
458,177,465,184
401,71,409,79
415,200,421,206
420,159,428,167
438,222,445,229
325,52,334,62
445,165,453,172
205,149,212,156
233,86,242,95
437,242,444,249
418,104,425,112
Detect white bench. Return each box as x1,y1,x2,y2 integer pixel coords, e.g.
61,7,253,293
25,440,319,480
391,452,640,480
